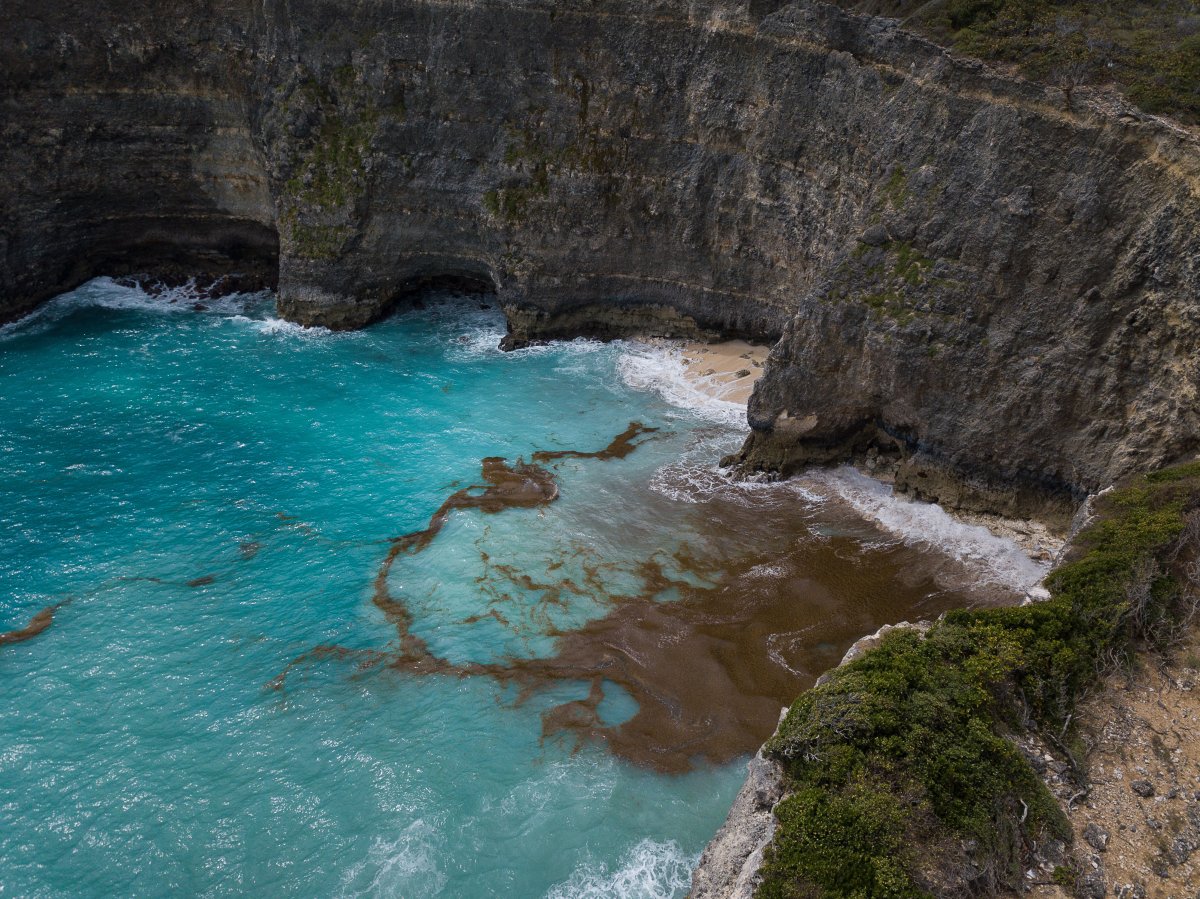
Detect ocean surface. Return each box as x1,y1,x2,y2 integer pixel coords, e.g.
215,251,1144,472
0,279,1048,898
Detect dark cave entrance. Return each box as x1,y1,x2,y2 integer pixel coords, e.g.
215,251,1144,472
396,272,495,297
385,259,499,317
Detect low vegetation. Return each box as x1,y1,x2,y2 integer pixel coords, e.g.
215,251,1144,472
757,461,1200,897
840,240,940,325
837,0,1200,124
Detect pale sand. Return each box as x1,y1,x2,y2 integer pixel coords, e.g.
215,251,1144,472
674,339,1060,565
678,339,769,405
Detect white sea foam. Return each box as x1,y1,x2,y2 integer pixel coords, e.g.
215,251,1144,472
647,429,825,508
447,329,613,363
229,314,333,339
650,441,1046,589
617,343,747,428
448,326,508,358
0,276,267,341
655,463,827,510
544,839,696,899
617,339,775,504
805,466,1050,592
748,563,787,579
0,275,337,343
766,627,818,677
338,819,447,899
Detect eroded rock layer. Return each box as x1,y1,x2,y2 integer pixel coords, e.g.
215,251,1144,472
2,0,1198,515
1,0,278,317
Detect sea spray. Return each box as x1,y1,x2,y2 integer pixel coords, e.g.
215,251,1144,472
546,839,697,899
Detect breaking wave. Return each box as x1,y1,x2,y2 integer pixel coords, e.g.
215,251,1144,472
617,343,748,428
805,467,1052,592
544,839,696,899
0,276,270,341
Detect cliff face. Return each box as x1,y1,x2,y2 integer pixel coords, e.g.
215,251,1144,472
730,8,1200,523
253,0,810,339
0,0,278,319
2,0,1198,516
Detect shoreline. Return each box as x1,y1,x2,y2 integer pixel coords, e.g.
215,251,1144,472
673,339,769,406
821,457,1067,567
663,337,1062,582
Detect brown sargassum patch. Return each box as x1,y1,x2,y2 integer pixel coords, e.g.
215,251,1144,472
271,421,984,773
0,600,70,647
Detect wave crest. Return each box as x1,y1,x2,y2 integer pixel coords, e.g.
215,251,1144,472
807,467,1051,592
545,839,696,899
617,344,748,428
0,277,269,341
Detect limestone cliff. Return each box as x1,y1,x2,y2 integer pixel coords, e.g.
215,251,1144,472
730,7,1200,524
2,0,1198,516
0,0,278,319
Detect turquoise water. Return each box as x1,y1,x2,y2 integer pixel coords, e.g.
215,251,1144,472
0,279,1037,898
0,280,758,898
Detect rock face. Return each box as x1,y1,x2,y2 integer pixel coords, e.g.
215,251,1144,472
690,746,786,899
3,0,1199,516
0,0,279,320
720,11,1200,524
251,0,812,341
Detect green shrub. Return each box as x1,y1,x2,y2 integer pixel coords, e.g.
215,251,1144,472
838,0,1200,123
761,780,925,899
757,460,1200,897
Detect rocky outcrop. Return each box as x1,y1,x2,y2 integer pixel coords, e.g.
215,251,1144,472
2,0,1198,516
690,621,930,897
690,744,786,899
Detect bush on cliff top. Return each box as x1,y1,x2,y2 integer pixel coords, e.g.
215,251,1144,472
757,460,1200,898
836,0,1200,124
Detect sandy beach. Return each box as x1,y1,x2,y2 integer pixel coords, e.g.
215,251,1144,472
676,339,769,405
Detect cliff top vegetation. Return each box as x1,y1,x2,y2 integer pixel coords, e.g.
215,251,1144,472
757,460,1200,897
834,0,1200,124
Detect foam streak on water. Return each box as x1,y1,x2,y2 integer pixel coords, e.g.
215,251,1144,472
546,840,696,899
804,467,1051,593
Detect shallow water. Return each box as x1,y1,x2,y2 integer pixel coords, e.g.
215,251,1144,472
0,279,1046,897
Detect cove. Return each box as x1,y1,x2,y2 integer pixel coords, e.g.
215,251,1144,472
0,279,1038,897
